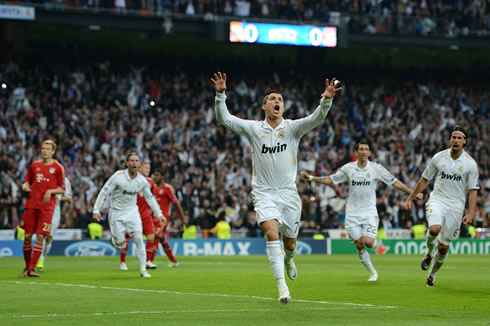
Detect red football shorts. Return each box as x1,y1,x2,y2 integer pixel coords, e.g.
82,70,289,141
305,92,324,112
21,208,54,236
141,214,155,236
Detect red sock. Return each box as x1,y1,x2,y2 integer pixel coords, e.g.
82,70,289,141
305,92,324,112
120,242,129,263
163,240,176,263
23,241,32,269
29,241,44,270
145,240,154,262
150,241,159,261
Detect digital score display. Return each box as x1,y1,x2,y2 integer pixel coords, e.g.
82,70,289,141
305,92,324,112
230,21,337,47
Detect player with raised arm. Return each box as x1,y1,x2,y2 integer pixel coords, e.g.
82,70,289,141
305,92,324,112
151,168,188,268
403,126,479,286
93,152,165,278
301,141,422,281
119,162,159,271
211,71,341,304
36,176,72,272
20,140,65,277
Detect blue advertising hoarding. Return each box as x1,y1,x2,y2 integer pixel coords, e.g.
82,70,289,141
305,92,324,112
0,239,328,257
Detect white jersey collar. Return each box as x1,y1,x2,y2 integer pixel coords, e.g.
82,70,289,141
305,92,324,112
263,118,285,130
355,160,370,171
447,149,464,161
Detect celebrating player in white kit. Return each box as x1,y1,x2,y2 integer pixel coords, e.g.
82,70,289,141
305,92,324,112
404,126,479,286
93,152,165,278
36,177,72,272
301,141,421,281
211,71,341,304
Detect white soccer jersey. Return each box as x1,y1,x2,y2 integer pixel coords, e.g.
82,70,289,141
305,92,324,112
330,161,397,217
422,149,480,212
93,169,163,217
215,92,332,190
52,177,72,224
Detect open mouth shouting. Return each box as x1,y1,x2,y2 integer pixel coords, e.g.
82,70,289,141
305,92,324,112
273,104,280,114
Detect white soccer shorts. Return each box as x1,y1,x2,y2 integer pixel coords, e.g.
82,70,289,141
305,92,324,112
108,207,143,244
252,188,302,238
345,215,379,241
426,199,463,245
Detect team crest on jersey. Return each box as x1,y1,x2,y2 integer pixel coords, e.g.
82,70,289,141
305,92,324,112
458,166,463,172
366,172,371,178
137,183,141,188
159,189,163,194
278,130,285,138
49,168,56,174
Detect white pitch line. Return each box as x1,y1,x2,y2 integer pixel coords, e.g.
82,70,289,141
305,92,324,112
1,307,351,319
2,281,397,309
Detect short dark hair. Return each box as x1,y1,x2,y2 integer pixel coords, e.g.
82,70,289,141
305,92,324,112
126,152,139,161
355,140,370,151
154,168,164,175
262,89,282,105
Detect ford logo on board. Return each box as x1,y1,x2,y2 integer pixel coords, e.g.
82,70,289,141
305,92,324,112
296,241,313,255
65,241,117,257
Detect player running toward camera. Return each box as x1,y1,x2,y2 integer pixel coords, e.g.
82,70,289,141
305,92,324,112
211,71,341,304
19,140,65,277
151,168,188,268
37,177,72,272
119,162,159,271
301,141,422,281
93,153,165,278
403,126,479,287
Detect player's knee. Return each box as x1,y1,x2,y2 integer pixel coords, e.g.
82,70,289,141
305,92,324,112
24,234,33,242
429,225,441,236
438,244,449,255
147,234,154,241
264,230,279,241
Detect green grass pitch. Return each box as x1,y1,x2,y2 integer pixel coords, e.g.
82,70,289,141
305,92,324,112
1,254,489,325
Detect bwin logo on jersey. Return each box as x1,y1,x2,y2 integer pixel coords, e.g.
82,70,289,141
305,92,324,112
440,171,462,181
123,190,139,195
261,143,287,154
352,180,371,186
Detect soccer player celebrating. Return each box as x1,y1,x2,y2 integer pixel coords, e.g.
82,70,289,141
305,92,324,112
20,140,65,277
119,162,159,271
301,141,422,281
93,153,165,278
37,177,72,272
403,126,479,286
151,168,188,268
211,71,341,304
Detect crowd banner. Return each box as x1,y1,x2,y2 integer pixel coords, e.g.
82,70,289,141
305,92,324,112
0,5,35,20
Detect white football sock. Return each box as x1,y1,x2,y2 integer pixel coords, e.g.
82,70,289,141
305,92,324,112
428,251,447,279
358,248,376,273
283,247,296,264
267,241,286,289
132,232,147,272
41,240,52,261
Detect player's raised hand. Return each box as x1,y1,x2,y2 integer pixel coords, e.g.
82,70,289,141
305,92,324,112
321,78,342,99
211,72,227,93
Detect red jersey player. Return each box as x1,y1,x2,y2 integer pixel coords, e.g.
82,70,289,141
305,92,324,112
151,168,188,267
20,140,65,277
119,162,159,270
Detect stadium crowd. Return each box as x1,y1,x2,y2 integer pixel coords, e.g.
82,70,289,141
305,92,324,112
0,54,488,238
3,0,489,37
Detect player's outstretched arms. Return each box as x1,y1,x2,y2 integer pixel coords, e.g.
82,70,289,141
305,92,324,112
321,78,342,99
211,72,227,93
301,171,333,186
